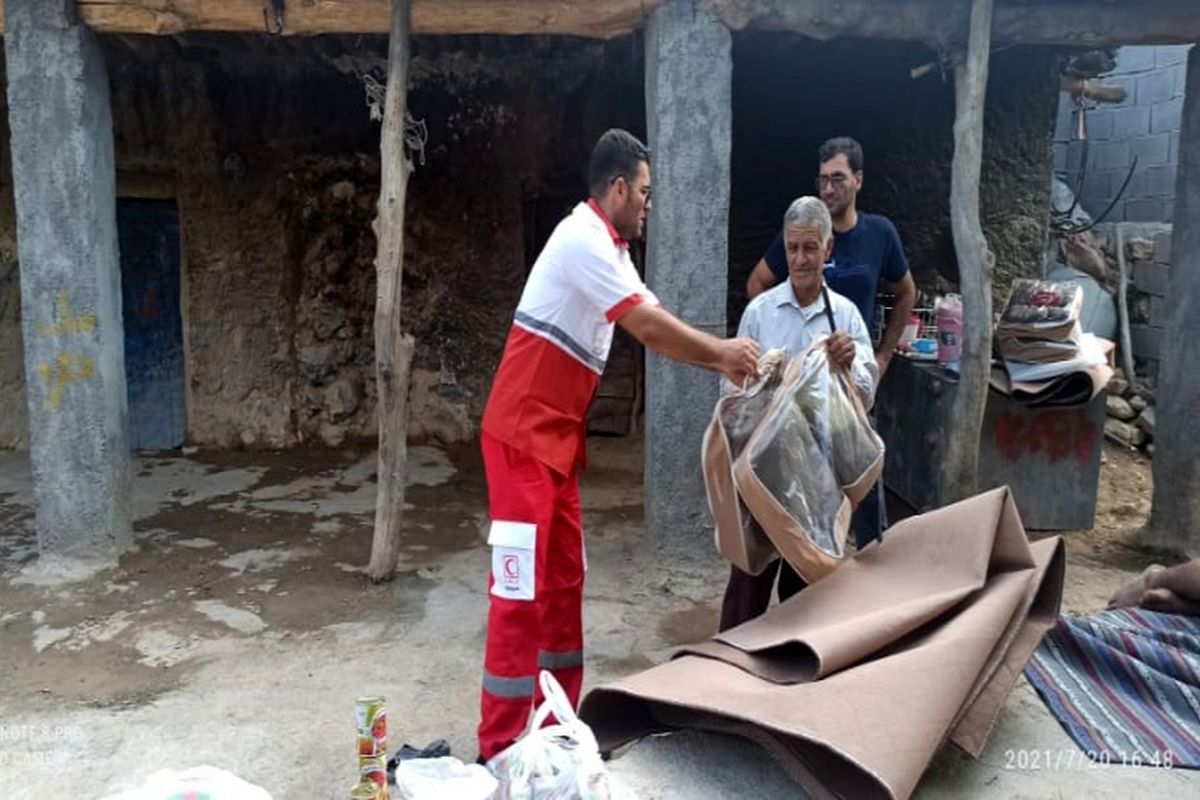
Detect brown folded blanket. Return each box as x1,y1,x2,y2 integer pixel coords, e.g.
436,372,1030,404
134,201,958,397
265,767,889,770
580,487,1065,800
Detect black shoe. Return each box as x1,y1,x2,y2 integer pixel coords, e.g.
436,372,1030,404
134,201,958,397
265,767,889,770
387,739,452,783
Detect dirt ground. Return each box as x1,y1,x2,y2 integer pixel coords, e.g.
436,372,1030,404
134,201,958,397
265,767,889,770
0,437,1192,799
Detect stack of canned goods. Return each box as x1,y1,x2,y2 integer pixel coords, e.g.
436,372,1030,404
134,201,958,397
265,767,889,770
350,695,389,799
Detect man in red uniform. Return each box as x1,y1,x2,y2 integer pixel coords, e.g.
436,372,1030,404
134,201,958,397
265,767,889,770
477,129,759,759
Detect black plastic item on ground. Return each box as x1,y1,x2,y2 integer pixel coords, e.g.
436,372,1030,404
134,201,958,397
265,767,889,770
386,738,452,784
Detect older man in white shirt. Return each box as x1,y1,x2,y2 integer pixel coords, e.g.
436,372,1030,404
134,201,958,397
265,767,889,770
718,196,879,632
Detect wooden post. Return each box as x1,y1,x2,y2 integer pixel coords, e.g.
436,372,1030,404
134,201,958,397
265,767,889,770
941,0,995,504
1148,43,1200,558
1114,225,1138,391
367,0,415,582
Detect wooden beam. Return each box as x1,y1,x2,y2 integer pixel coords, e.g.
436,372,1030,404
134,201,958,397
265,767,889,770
366,0,414,582
0,0,1197,44
704,0,1200,47
0,1,659,38
940,0,994,504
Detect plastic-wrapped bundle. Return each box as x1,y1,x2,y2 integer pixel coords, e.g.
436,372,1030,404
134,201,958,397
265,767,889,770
826,362,885,502
732,339,884,582
703,350,788,575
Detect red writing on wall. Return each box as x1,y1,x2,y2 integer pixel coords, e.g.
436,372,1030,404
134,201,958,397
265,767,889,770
994,410,1098,468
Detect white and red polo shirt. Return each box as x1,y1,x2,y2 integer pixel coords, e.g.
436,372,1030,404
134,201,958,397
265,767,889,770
482,199,657,475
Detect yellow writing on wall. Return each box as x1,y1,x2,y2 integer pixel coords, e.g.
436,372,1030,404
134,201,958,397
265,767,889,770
36,352,96,410
36,291,99,410
39,292,96,338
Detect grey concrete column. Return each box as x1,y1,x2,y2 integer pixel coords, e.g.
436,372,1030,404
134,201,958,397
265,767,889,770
1149,44,1200,556
4,0,131,562
644,0,732,550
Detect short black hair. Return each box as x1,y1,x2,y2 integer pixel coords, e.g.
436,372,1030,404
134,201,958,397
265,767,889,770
818,136,863,173
588,129,651,199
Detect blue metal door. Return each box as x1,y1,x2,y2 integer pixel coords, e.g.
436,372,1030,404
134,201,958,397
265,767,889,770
118,199,186,451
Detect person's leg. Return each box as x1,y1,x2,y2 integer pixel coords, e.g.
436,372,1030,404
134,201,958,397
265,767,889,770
850,482,883,550
477,436,557,760
534,468,586,713
719,560,781,632
851,412,888,550
776,559,808,603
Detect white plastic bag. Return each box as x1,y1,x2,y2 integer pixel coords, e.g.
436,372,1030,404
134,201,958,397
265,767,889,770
101,765,272,799
488,671,612,800
395,756,498,800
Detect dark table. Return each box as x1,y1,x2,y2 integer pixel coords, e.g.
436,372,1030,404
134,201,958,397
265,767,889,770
875,355,1106,530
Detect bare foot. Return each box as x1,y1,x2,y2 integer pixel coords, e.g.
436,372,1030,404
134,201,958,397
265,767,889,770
1108,564,1165,609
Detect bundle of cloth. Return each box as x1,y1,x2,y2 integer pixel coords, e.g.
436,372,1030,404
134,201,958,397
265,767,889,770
702,341,883,583
990,279,1113,407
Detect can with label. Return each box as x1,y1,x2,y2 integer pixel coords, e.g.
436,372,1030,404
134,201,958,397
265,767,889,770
355,696,388,756
349,780,383,800
358,752,388,796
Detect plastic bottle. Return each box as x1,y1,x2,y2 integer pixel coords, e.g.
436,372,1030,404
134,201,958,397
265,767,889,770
936,294,963,368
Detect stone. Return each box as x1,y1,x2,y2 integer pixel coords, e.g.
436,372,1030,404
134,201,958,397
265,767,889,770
330,180,356,200
312,305,348,340
318,422,347,447
1153,230,1173,264
297,343,343,383
1131,324,1164,360
406,368,475,445
1105,418,1146,448
1130,295,1152,325
1126,237,1155,262
1107,375,1130,397
1136,407,1156,437
322,377,362,423
1107,395,1137,421
1129,394,1148,413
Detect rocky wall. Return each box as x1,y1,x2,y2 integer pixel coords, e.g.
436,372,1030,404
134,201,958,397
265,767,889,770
0,33,644,450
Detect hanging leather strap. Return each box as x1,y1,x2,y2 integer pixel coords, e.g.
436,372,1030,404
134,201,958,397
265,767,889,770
821,283,836,333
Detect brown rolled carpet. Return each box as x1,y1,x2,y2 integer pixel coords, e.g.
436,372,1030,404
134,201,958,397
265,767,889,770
579,487,1064,800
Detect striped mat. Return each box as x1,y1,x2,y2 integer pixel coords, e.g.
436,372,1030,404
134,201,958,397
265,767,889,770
1025,608,1200,768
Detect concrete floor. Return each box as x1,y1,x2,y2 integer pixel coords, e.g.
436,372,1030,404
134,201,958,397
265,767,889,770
0,439,1191,799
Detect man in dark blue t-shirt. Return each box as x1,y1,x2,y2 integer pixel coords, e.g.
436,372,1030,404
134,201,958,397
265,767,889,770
724,138,915,628
747,137,916,376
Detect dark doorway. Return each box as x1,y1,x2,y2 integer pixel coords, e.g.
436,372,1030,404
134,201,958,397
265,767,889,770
117,199,186,451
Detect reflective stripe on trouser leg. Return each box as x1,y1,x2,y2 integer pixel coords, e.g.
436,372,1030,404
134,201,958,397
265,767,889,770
478,435,558,760
482,671,536,699
534,468,585,717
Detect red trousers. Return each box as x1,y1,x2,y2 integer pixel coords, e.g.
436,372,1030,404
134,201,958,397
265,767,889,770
478,434,585,759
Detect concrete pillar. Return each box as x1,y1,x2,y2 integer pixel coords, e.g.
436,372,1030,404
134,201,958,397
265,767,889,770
4,0,132,562
644,0,732,550
1149,43,1200,556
